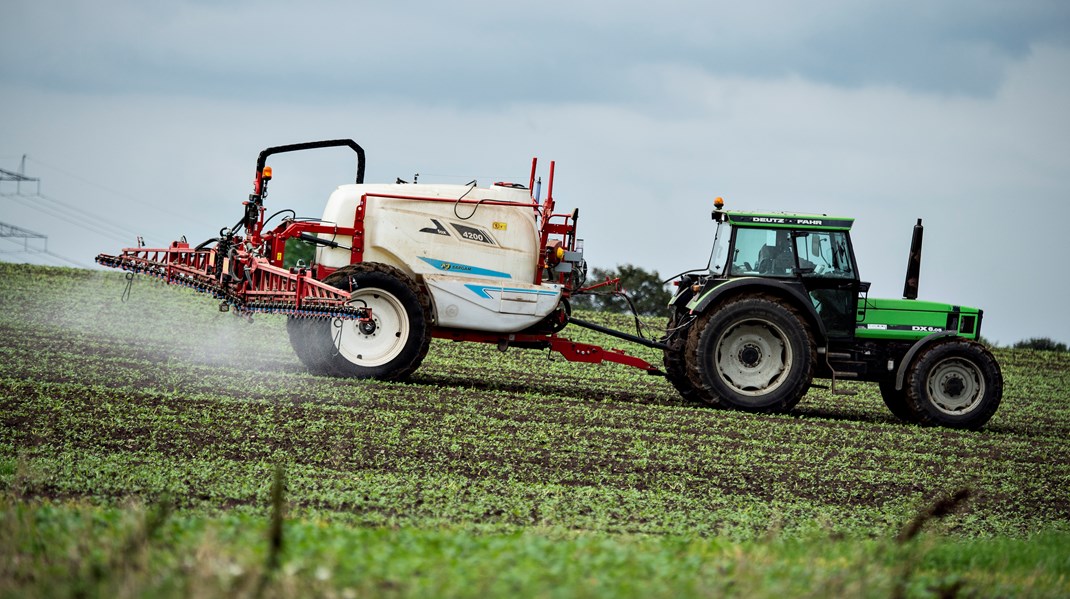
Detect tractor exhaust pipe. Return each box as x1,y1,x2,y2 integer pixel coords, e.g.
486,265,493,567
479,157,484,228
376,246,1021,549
902,218,923,300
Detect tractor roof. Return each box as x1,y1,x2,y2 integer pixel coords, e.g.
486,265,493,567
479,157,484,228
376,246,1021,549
724,210,854,231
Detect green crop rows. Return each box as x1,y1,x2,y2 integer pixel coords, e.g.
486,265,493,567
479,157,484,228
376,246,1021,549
1,262,1068,597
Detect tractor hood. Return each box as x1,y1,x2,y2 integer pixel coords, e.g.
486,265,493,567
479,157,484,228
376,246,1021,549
857,297,983,341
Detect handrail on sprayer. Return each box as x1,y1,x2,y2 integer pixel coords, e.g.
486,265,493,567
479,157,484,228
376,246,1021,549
253,139,366,196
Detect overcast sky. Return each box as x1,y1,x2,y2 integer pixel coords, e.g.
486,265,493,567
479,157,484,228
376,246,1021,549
2,0,1068,345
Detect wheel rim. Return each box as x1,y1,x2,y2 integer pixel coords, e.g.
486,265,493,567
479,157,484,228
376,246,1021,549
714,320,793,396
333,287,410,367
926,357,985,415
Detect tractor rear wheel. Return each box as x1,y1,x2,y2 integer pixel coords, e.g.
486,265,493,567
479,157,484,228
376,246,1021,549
878,380,918,422
663,311,720,406
288,263,432,380
904,340,1002,429
686,294,814,412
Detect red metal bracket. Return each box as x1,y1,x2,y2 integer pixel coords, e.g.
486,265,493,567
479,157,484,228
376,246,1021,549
431,329,661,374
547,337,660,373
579,277,622,294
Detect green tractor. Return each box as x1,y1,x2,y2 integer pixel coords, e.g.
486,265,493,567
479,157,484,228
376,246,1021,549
663,199,1002,429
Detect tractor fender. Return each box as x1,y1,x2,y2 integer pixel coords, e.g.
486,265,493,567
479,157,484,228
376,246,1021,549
687,278,828,344
894,331,958,391
667,274,701,310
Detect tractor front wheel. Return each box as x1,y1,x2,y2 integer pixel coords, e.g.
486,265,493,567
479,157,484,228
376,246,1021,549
686,294,815,412
904,340,1002,429
288,263,432,380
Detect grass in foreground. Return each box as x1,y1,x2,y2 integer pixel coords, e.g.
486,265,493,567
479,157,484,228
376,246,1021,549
3,487,1068,599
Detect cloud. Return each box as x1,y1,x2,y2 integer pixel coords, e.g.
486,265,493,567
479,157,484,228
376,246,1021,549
4,1,1069,105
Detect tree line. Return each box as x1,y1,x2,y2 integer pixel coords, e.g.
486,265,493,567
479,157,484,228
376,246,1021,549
569,264,673,317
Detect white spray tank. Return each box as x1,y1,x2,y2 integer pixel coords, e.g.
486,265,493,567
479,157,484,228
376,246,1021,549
315,181,563,333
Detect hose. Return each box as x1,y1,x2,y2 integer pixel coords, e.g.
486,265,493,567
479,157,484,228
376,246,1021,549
453,181,483,220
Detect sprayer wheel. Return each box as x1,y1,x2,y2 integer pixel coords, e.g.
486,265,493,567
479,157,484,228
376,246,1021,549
289,263,432,380
287,316,317,372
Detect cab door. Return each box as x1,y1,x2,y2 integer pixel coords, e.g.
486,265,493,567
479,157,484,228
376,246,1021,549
794,230,860,338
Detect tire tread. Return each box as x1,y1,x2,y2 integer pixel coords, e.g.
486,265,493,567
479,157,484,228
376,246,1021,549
685,292,815,413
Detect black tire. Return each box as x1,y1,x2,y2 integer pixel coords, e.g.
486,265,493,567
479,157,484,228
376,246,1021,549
286,316,336,376
287,316,317,371
904,340,1002,430
287,263,432,380
686,294,815,413
878,380,918,422
663,311,720,406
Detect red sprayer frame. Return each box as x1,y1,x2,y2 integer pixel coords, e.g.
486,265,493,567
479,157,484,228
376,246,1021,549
96,241,367,319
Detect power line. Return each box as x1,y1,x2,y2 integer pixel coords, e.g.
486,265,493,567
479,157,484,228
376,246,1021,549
0,157,131,269
25,156,219,229
0,219,93,269
0,228,91,269
0,221,47,241
35,189,155,242
1,157,162,245
26,156,139,201
2,191,154,246
0,163,40,195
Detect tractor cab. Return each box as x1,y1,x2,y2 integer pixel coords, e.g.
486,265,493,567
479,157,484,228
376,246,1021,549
706,205,864,339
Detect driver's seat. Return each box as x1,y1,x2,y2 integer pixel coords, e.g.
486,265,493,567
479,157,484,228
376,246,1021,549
758,244,792,274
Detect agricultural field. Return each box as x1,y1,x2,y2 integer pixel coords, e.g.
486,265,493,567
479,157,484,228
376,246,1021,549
1,262,1069,597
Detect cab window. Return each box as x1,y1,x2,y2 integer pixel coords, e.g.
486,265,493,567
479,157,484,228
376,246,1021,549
730,228,795,277
794,230,855,279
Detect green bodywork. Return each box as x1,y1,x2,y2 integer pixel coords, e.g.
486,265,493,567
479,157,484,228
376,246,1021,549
856,298,983,341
